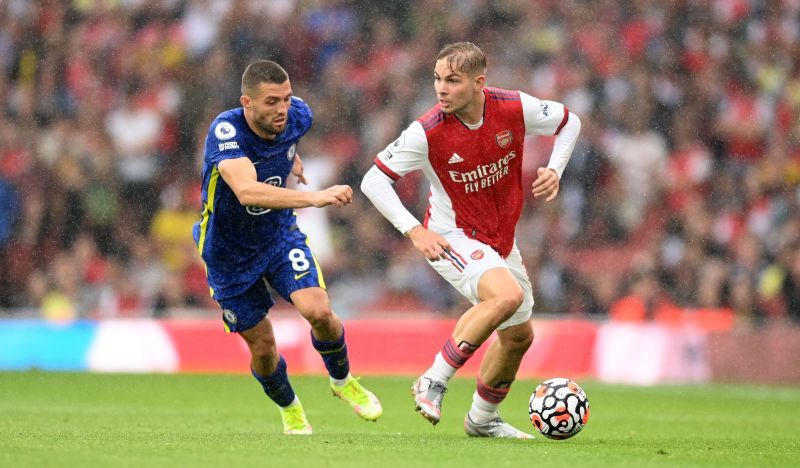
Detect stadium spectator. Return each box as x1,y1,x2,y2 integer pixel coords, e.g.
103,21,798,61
609,270,681,324
0,0,798,327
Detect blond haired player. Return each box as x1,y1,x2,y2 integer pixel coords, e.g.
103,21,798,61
361,42,580,438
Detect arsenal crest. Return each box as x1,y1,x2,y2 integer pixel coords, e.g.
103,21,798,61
496,130,512,149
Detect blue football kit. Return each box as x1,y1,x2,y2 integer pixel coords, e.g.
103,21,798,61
192,98,325,332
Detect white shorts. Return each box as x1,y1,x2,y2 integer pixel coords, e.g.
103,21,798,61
427,229,534,330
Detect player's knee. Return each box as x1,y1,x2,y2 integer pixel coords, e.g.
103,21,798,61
301,301,335,330
511,324,534,353
494,289,525,320
501,322,534,354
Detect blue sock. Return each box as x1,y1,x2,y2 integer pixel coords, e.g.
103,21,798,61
251,355,295,407
310,328,350,380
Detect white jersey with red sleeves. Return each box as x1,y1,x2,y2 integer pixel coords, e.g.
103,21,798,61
373,87,569,257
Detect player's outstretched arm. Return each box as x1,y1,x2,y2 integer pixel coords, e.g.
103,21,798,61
312,185,353,208
218,157,352,209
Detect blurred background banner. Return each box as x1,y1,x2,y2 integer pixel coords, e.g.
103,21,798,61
1,1,799,384
2,315,798,385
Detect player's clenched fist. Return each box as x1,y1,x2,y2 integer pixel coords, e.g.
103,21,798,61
313,185,353,207
407,226,452,261
532,167,560,201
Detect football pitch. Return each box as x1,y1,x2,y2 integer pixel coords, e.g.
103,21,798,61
1,372,798,467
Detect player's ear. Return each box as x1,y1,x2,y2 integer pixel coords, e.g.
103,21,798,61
474,74,486,91
240,94,251,108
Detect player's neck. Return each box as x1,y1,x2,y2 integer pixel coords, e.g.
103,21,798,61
455,91,485,126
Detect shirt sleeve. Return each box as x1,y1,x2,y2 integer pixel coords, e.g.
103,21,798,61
360,166,422,235
520,91,570,136
207,120,247,166
547,112,581,178
372,121,428,181
290,96,314,137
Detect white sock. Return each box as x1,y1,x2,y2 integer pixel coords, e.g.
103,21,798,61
423,352,457,383
468,391,499,424
330,373,350,387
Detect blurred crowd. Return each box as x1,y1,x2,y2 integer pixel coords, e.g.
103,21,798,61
1,0,800,326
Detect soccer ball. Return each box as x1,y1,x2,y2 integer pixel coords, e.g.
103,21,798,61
528,377,589,440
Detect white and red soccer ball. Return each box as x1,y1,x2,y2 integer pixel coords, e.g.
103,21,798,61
528,378,590,440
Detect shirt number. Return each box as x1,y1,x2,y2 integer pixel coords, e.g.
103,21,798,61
289,248,310,272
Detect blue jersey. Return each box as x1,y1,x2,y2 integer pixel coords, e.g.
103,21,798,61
193,97,313,299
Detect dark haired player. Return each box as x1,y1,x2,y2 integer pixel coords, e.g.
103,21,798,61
194,60,382,435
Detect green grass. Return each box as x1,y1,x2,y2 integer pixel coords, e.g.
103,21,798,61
1,372,798,467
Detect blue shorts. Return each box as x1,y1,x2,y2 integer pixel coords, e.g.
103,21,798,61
216,227,325,333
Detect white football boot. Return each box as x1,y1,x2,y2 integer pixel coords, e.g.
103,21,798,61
464,413,534,439
411,376,448,425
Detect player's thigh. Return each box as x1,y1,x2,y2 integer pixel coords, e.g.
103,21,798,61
216,278,275,333
497,243,534,330
476,267,524,302
427,232,507,305
266,228,325,302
